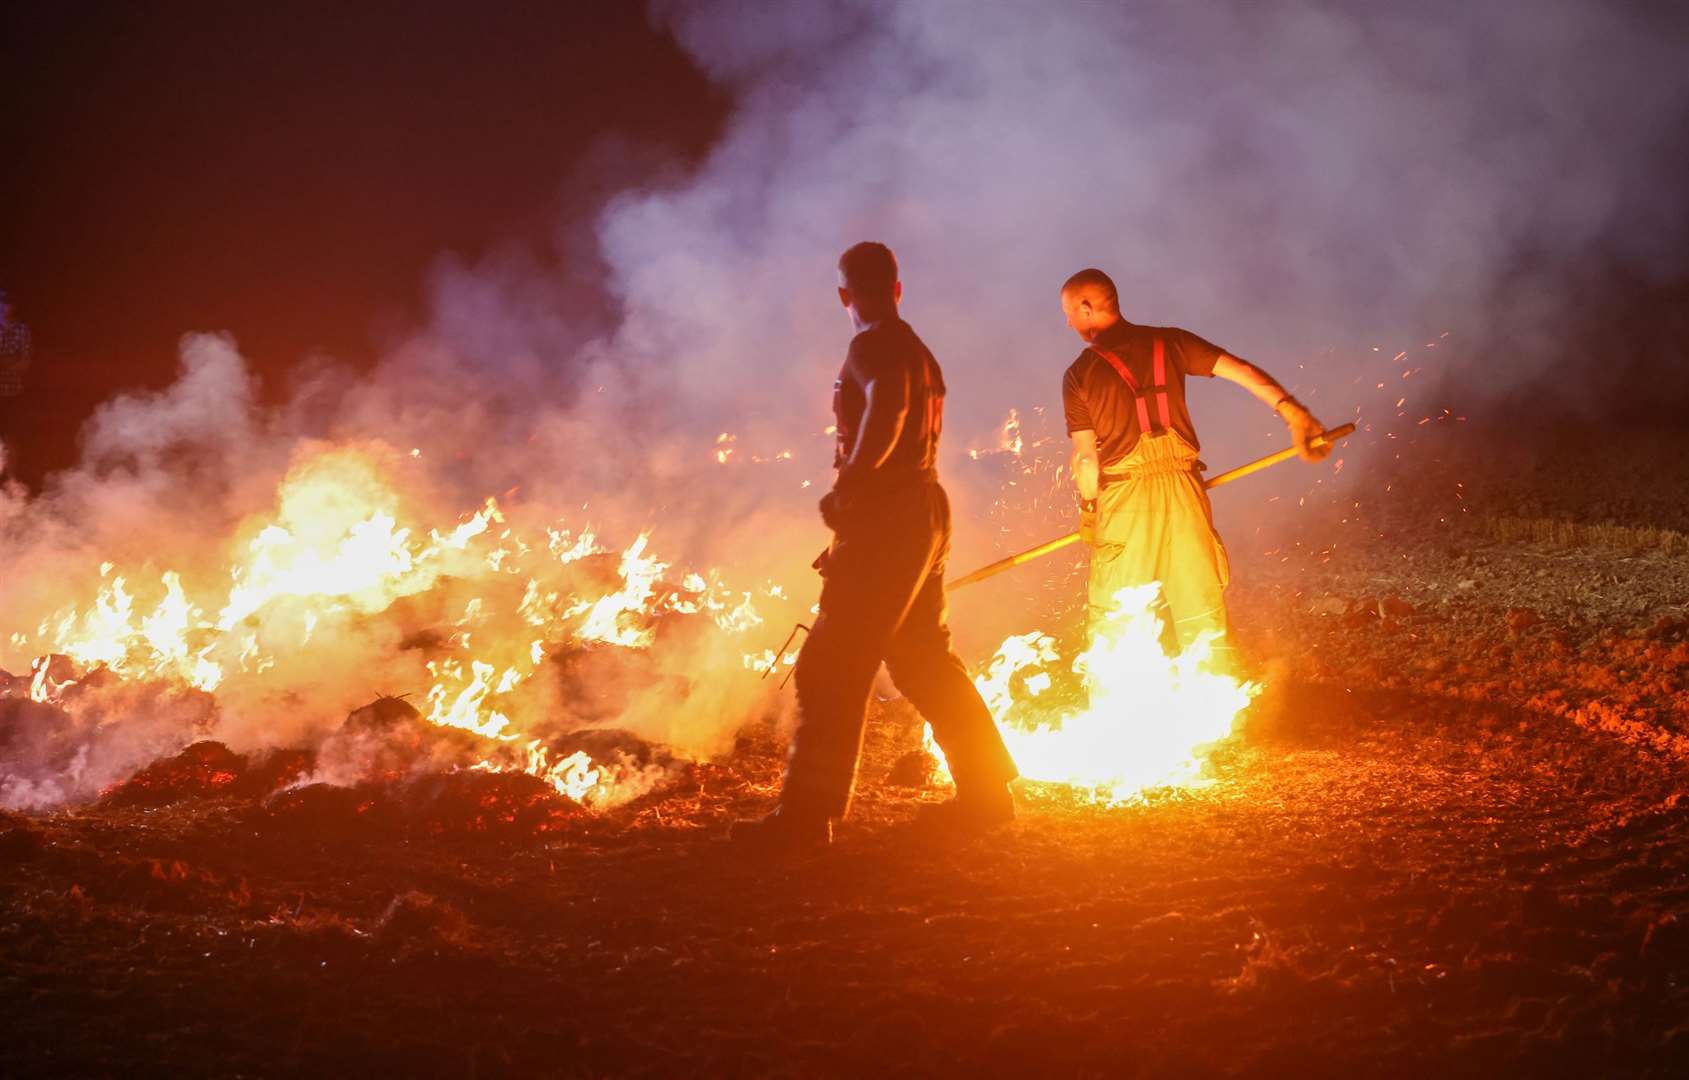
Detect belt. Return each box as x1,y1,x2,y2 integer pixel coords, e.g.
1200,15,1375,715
872,467,939,487
1102,461,1201,479
838,466,940,491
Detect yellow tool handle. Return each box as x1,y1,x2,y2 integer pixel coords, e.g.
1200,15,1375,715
1202,421,1356,489
946,422,1357,591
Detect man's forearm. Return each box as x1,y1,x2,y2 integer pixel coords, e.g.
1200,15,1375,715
1214,353,1331,461
1213,354,1292,411
1072,451,1100,501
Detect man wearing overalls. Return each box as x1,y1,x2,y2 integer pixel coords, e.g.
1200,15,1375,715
1059,268,1332,666
733,243,1020,854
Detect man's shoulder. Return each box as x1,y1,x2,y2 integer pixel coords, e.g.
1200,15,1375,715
1139,324,1223,371
849,319,925,367
1132,323,1212,351
1063,349,1107,402
1104,322,1215,364
1109,321,1188,343
851,317,922,345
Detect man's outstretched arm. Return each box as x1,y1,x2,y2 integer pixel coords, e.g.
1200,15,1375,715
1213,354,1332,462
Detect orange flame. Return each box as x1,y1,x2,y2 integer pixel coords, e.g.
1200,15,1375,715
935,584,1257,803
10,444,783,808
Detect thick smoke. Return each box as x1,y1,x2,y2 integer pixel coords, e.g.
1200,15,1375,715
628,0,1689,604
4,0,1686,805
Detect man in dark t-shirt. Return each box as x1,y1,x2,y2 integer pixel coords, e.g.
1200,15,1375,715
733,242,1018,854
1061,324,1223,464
1059,268,1333,665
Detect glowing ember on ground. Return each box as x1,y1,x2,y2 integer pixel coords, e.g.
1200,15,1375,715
935,584,1258,804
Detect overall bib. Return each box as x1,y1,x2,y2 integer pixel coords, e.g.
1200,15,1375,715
1088,339,1232,663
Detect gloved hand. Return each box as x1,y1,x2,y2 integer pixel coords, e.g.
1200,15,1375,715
1078,498,1099,546
1276,396,1333,462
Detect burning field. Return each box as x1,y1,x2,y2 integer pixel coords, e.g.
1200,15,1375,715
5,3,1689,1073
3,420,1687,1076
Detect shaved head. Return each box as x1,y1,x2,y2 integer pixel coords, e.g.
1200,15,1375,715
838,241,899,297
836,240,902,329
1060,268,1118,312
1059,267,1122,343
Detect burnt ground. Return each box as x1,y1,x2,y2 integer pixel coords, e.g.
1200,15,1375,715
3,424,1688,1078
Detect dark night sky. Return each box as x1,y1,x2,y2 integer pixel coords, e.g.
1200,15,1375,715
0,2,725,487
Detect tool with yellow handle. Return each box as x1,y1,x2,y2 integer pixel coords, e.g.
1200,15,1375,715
946,421,1357,591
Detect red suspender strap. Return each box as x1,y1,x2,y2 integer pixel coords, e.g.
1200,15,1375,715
1090,344,1136,390
1152,338,1171,428
1092,344,1151,433
1093,342,1162,433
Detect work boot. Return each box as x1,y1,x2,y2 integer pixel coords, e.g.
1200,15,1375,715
912,783,1015,834
728,807,832,855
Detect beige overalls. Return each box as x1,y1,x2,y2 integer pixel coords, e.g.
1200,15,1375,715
1087,337,1232,664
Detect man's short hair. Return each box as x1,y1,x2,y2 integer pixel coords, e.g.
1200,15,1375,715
838,241,898,296
1061,268,1118,309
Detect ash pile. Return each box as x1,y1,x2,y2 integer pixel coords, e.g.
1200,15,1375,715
2,654,702,838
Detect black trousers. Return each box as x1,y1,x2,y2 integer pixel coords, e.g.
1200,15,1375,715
781,479,1019,818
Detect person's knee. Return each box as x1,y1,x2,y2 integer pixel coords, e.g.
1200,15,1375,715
888,648,971,705
884,657,932,701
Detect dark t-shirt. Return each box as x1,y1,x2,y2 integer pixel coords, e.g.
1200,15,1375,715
1061,319,1224,467
834,318,946,474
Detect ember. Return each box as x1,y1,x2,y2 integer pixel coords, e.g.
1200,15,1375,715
99,741,250,808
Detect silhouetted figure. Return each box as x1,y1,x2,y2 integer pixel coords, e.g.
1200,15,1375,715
732,243,1019,854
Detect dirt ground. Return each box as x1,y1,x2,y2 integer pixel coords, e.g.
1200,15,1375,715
3,425,1687,1078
